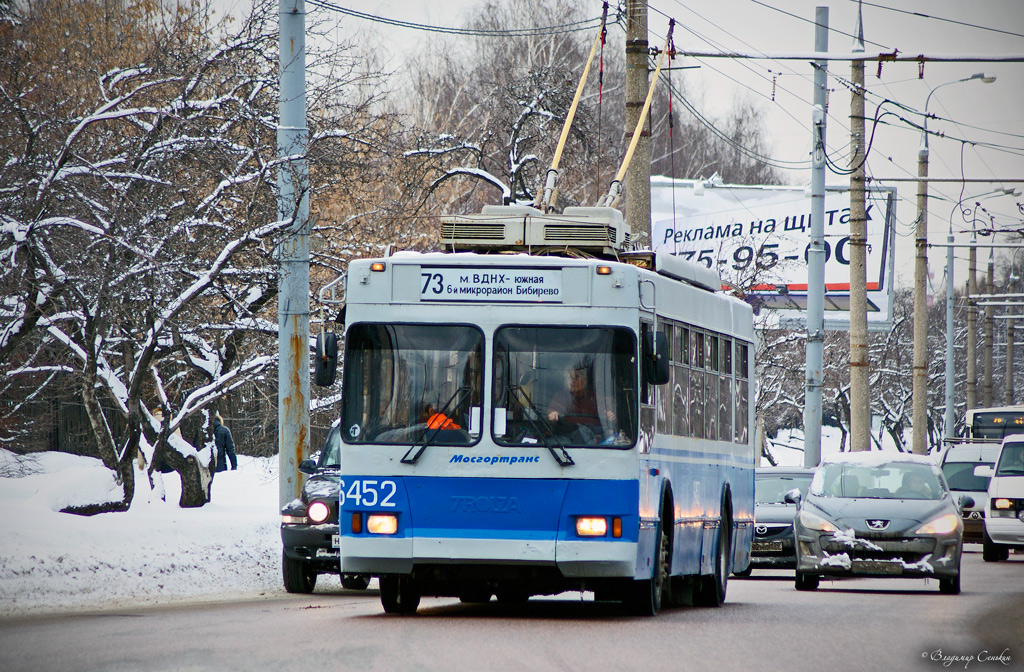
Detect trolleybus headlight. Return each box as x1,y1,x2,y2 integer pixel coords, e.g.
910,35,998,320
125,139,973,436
307,501,331,524
367,514,398,535
575,516,608,537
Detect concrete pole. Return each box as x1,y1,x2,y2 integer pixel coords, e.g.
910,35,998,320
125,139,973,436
967,236,977,411
803,7,828,468
911,128,929,455
624,0,651,244
944,226,956,441
277,0,310,508
848,8,870,452
1007,310,1016,405
984,251,994,407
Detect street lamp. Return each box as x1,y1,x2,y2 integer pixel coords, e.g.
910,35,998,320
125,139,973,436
913,72,996,455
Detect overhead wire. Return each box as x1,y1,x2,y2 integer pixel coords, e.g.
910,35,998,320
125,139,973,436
847,0,1024,41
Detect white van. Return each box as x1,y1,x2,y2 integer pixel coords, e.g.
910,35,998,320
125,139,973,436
939,441,1001,543
980,434,1024,561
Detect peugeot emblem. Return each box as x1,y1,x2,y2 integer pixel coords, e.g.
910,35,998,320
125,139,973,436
755,524,768,535
866,519,890,531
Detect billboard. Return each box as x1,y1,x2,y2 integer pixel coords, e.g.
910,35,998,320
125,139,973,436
650,177,896,330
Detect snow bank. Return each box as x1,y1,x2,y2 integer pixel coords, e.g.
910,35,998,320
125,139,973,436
0,451,291,617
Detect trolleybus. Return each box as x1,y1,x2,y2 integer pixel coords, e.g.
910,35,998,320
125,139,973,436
322,205,756,615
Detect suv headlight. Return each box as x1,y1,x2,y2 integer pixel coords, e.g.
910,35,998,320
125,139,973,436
307,500,331,524
799,509,837,533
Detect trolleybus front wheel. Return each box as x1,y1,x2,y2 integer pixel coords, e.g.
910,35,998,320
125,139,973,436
380,575,420,614
627,519,668,616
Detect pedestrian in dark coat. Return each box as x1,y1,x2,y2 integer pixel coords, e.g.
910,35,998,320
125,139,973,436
213,413,237,472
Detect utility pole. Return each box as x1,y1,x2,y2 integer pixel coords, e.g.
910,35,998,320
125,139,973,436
944,224,956,441
984,250,995,406
967,234,977,411
277,0,310,508
624,0,651,243
1008,260,1019,404
911,125,929,455
804,6,828,468
848,2,870,452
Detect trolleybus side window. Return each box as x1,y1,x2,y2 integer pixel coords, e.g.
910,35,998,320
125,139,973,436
735,342,749,444
492,326,637,448
341,323,483,446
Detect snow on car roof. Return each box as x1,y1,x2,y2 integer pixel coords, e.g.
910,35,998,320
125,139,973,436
820,451,938,467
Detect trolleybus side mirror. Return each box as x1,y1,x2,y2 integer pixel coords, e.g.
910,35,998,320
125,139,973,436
314,332,339,387
643,331,670,386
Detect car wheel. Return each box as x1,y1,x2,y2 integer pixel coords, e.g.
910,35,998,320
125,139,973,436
380,575,420,614
795,571,819,591
341,574,370,591
628,518,669,615
982,530,1010,562
282,551,316,594
694,514,731,607
939,572,961,595
733,566,753,578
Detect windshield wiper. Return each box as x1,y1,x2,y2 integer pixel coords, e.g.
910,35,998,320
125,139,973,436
401,385,470,464
506,384,574,467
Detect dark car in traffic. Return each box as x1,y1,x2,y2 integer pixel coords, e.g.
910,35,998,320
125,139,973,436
280,424,370,593
790,452,972,594
736,466,815,576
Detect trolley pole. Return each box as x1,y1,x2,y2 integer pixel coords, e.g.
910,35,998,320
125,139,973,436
624,0,651,243
804,7,828,468
277,0,310,508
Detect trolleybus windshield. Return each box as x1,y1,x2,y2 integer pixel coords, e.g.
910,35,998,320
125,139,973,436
492,326,637,448
341,323,483,446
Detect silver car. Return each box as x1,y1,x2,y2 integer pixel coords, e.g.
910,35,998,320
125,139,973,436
790,453,973,594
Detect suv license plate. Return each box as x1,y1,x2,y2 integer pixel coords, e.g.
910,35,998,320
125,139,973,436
331,534,341,549
851,560,902,575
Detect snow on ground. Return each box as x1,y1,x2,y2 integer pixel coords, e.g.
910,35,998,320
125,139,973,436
0,424,923,618
0,450,300,617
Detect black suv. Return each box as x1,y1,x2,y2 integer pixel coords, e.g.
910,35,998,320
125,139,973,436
280,424,370,593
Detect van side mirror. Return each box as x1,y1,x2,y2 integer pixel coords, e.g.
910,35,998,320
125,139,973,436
974,465,995,479
643,331,670,385
314,332,339,387
784,488,802,505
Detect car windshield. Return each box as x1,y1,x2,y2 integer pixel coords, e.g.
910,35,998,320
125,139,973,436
318,426,340,468
341,323,483,445
491,326,637,448
941,461,991,492
810,461,945,500
756,473,813,504
995,441,1024,476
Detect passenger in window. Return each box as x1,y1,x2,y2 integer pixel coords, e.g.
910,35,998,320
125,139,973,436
424,403,461,430
897,472,933,499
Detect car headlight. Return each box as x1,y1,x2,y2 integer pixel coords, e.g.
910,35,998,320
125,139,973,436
914,513,961,535
799,509,837,533
281,514,308,524
307,501,331,524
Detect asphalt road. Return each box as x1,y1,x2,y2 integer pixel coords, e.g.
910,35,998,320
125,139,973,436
1,547,1021,672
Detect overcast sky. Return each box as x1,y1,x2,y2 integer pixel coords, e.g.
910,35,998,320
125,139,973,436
217,0,1024,288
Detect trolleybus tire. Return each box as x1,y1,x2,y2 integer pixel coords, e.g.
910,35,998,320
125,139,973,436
380,575,420,614
732,566,752,578
694,513,730,607
282,551,316,594
458,587,493,603
495,588,530,604
627,519,668,616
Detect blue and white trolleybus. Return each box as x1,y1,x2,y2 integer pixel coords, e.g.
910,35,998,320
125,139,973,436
327,204,756,615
